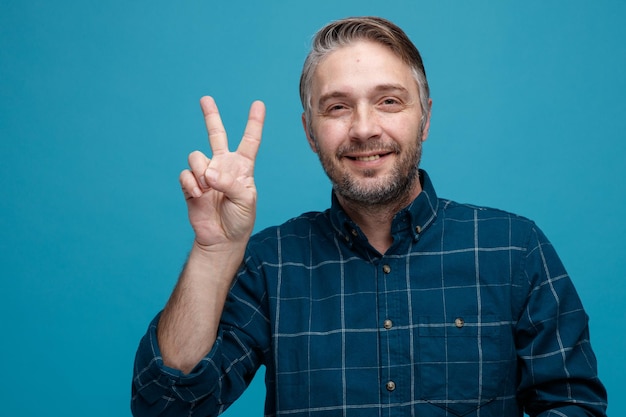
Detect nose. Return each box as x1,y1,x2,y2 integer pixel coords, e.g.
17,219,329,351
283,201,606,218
349,104,382,141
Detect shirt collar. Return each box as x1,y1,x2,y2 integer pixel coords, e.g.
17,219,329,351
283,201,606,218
329,169,439,248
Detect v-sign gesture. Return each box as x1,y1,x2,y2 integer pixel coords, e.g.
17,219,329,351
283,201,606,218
180,96,266,249
159,96,266,374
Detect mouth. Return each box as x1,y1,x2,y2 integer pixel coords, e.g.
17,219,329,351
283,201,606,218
353,155,381,161
345,152,393,162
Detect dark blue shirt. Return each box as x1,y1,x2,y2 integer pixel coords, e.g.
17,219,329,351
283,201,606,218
132,170,607,416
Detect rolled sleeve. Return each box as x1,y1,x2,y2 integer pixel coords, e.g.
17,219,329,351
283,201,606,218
131,313,225,416
131,254,270,417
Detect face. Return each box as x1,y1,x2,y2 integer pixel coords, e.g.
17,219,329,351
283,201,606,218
303,40,431,208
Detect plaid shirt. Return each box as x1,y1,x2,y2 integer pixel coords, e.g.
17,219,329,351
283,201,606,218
132,170,607,417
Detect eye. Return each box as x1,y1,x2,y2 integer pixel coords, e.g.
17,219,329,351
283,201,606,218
324,103,350,116
381,97,401,106
378,97,404,112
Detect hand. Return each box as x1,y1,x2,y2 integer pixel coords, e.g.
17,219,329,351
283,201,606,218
180,96,266,249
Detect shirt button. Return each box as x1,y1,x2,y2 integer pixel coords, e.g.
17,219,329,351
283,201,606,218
382,264,391,274
351,228,358,237
386,381,396,391
383,319,393,329
455,317,465,328
415,225,422,234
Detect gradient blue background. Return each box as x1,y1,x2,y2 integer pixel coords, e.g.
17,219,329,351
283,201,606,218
1,1,624,416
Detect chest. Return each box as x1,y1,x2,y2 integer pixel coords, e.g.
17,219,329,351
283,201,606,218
266,251,519,413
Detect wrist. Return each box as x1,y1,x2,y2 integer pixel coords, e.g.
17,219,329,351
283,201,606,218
191,238,248,258
186,239,249,286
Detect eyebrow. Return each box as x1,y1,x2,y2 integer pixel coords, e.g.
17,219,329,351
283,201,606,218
317,84,410,109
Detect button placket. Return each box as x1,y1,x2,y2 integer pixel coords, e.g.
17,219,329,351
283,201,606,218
378,259,401,399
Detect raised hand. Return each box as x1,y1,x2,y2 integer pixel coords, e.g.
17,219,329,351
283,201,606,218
157,97,266,373
180,96,266,249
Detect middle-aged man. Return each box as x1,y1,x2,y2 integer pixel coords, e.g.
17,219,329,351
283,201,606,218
132,16,608,417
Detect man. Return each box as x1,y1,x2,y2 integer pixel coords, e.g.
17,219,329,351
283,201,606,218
132,17,607,416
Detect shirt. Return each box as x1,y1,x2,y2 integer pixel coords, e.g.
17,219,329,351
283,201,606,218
132,170,607,417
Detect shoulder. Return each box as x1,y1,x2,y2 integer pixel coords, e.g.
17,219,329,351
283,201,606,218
435,198,544,245
247,210,334,251
439,198,535,224
242,210,339,270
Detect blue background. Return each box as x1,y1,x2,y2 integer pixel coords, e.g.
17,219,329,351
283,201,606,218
1,1,624,416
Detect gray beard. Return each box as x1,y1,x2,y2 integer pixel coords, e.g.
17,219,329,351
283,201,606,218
316,137,422,208
332,160,420,207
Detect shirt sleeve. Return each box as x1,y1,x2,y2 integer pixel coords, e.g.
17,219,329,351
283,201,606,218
515,225,607,417
130,256,271,417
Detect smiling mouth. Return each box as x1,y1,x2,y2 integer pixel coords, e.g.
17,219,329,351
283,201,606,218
354,155,381,161
346,152,392,162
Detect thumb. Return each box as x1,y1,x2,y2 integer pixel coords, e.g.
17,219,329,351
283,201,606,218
204,167,255,205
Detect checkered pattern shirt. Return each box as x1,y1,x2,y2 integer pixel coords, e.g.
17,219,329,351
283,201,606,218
132,170,607,417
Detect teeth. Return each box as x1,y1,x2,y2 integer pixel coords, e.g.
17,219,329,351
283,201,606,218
355,155,381,161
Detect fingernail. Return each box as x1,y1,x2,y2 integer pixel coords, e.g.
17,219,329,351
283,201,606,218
204,168,217,182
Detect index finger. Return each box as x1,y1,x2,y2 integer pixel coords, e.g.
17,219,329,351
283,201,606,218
200,96,229,155
236,100,266,161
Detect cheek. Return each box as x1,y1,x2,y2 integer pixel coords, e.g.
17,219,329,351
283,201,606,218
312,120,348,147
385,118,422,143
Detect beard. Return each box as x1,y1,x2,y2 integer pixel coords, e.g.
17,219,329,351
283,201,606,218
314,134,423,207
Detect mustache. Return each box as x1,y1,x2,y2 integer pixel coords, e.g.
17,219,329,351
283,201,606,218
336,142,401,157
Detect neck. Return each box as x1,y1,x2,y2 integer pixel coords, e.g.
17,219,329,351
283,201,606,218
336,182,423,254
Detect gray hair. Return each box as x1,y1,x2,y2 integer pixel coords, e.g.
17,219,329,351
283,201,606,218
299,16,431,135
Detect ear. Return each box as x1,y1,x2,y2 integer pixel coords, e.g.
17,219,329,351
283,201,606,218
420,98,433,142
302,112,318,153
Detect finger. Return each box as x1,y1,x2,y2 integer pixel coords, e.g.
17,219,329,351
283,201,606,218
188,150,211,190
204,167,256,207
236,100,266,162
200,96,229,156
180,169,202,199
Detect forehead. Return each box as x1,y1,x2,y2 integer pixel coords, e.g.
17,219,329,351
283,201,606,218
311,40,416,99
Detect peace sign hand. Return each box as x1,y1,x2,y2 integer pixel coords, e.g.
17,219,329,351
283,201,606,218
180,96,266,249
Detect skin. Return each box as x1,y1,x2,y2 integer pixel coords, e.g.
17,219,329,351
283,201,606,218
158,96,265,373
304,40,432,253
159,40,431,373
